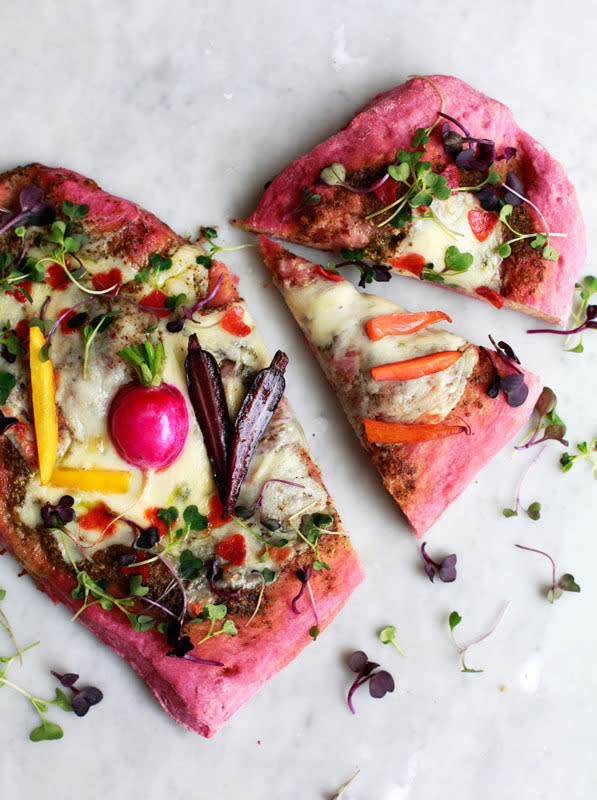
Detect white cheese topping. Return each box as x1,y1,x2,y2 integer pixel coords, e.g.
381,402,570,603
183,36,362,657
284,278,477,424
396,192,503,292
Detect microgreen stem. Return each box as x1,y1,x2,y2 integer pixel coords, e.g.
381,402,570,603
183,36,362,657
36,254,115,296
514,544,556,592
422,207,461,240
499,185,553,245
232,515,270,561
46,297,97,340
82,314,109,378
513,445,547,512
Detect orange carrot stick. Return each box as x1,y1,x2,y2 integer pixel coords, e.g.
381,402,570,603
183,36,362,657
371,350,461,382
364,418,466,443
366,311,452,341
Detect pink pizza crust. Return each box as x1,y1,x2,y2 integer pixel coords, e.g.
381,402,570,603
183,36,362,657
0,166,364,735
258,237,543,535
236,76,585,324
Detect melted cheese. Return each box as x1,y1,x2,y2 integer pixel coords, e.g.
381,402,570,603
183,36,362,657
397,192,503,292
284,278,477,424
12,242,330,582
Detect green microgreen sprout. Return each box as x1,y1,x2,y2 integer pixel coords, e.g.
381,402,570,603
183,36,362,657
563,276,597,354
515,544,580,603
189,603,238,644
449,604,510,673
290,511,333,571
134,252,172,287
0,588,84,741
0,371,16,405
131,504,208,570
118,339,165,387
329,768,361,800
502,445,546,520
516,387,568,451
421,245,474,284
379,625,407,657
196,226,252,270
82,312,118,378
560,438,597,479
497,204,565,262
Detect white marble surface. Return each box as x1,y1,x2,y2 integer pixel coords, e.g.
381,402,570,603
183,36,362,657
1,1,596,798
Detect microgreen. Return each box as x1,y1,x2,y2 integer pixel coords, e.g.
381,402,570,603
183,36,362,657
420,542,457,582
0,326,21,362
0,409,18,435
50,671,103,717
516,388,567,450
207,557,240,599
0,186,56,237
482,337,529,408
346,650,394,714
448,604,510,673
194,226,252,269
498,203,563,262
379,625,407,656
232,515,271,562
319,162,390,196
501,445,545,520
291,565,321,637
293,512,333,571
190,603,238,644
329,768,360,800
134,252,172,286
41,496,75,529
560,439,597,479
119,339,165,387
515,544,580,603
0,371,16,405
330,250,392,288
70,569,155,633
157,506,179,527
82,312,118,378
527,276,597,353
421,245,474,284
179,549,204,581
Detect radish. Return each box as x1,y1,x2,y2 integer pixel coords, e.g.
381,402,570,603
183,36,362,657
109,340,189,470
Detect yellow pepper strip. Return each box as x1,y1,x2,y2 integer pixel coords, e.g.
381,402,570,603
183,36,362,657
51,468,131,494
29,326,58,485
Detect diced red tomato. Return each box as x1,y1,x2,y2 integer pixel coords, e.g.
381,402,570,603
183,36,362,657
91,268,122,295
391,253,427,277
475,286,505,309
468,208,498,242
14,319,30,343
79,502,117,536
140,289,170,318
373,177,398,206
215,533,246,566
58,308,80,335
315,265,344,282
144,507,170,539
7,281,32,304
270,546,292,563
221,305,251,337
442,163,460,189
208,494,232,529
45,264,69,290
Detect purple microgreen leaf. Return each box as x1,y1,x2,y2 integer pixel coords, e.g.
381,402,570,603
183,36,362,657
0,410,18,436
503,172,525,206
135,526,159,549
424,563,436,582
499,373,529,407
368,670,395,698
438,553,457,582
477,185,500,211
41,496,75,528
51,671,79,688
495,339,521,364
348,650,368,673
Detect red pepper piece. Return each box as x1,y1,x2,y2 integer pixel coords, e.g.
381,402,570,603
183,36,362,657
58,308,80,335
373,177,398,206
391,253,427,277
208,494,232,529
221,305,252,337
45,264,69,290
315,265,344,282
7,280,32,304
79,502,117,536
442,163,460,189
215,533,246,566
91,268,122,295
468,208,498,242
140,289,170,318
475,286,505,309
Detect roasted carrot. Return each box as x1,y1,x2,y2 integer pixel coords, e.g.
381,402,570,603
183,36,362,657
364,418,466,443
366,311,452,341
371,350,461,382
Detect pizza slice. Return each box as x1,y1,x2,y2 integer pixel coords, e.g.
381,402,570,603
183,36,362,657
0,164,364,737
234,75,585,324
257,236,543,535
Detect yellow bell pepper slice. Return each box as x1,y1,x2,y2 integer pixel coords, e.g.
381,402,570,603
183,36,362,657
29,325,58,485
50,468,131,494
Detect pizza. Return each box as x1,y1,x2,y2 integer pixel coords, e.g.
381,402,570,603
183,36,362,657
234,74,585,324
257,236,543,535
0,164,364,737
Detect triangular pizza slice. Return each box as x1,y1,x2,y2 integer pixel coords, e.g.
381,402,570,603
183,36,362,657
258,236,543,535
235,75,585,324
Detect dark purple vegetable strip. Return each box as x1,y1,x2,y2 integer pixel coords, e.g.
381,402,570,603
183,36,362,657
222,351,288,517
185,334,231,498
